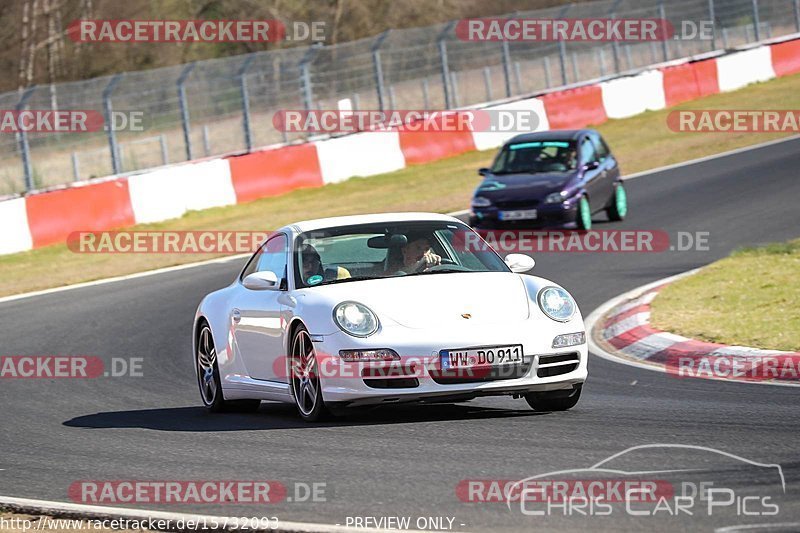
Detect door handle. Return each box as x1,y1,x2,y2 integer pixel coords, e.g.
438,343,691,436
232,309,241,324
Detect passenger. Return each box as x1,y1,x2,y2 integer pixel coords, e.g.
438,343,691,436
300,244,350,284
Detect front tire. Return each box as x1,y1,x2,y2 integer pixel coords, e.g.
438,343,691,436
290,324,330,422
576,196,592,230
196,323,260,413
606,182,628,221
525,385,582,412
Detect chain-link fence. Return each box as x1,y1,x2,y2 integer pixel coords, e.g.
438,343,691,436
2,0,798,196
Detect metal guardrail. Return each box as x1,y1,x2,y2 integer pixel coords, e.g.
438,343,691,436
2,0,799,196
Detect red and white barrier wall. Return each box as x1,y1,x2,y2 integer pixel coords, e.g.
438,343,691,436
2,37,799,256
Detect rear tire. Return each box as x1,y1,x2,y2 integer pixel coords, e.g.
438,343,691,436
196,323,261,413
525,385,582,412
576,196,592,230
606,182,628,222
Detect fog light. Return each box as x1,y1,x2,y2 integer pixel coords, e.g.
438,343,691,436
339,349,400,362
552,332,586,348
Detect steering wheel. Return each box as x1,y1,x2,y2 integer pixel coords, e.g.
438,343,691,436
425,263,469,273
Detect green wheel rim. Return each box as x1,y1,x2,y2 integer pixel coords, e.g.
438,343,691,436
615,184,628,218
579,197,591,229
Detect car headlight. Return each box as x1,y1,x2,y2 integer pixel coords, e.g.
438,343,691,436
545,192,566,204
334,301,379,337
471,196,492,208
537,286,576,322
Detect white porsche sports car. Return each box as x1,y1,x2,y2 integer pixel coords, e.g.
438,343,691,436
194,212,587,421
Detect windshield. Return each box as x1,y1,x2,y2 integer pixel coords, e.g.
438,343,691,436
294,221,509,288
490,140,578,174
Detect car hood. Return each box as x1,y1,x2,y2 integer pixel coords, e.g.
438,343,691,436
476,172,574,200
303,272,531,329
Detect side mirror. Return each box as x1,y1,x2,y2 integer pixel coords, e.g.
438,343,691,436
478,167,490,176
582,161,600,171
242,271,279,290
504,253,535,273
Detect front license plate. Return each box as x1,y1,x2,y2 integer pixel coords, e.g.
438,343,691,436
499,209,537,221
440,345,524,370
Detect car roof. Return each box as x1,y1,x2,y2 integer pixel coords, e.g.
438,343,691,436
504,129,594,146
284,212,464,233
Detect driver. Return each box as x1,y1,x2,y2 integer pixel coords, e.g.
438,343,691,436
396,236,441,274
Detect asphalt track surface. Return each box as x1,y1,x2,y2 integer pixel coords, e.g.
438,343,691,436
1,138,800,532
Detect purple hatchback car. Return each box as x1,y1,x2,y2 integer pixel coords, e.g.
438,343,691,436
468,129,627,230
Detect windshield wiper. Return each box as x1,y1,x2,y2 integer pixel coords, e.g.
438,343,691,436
404,268,467,277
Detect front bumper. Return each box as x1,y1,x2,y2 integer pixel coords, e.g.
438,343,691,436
471,199,578,229
312,319,588,406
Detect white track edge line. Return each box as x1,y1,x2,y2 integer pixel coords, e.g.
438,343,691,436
0,495,447,533
623,134,800,181
584,269,800,388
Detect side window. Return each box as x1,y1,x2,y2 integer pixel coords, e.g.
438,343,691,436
240,234,288,283
591,133,610,161
580,138,597,165
256,234,288,279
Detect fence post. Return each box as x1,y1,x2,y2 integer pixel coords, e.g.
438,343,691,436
299,43,322,112
437,21,457,109
371,30,390,111
202,125,211,156
571,52,580,82
500,40,512,97
159,135,168,165
795,0,800,32
483,67,493,101
71,152,80,181
14,86,36,191
558,40,569,84
608,0,623,72
176,63,196,161
102,74,124,175
450,71,461,107
624,45,633,70
752,0,761,41
658,1,669,61
543,56,552,88
238,54,256,153
708,0,717,51
598,48,607,76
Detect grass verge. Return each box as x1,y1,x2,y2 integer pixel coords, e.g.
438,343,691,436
650,240,800,351
1,73,799,298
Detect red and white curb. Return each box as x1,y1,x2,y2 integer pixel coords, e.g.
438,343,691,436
585,270,800,387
